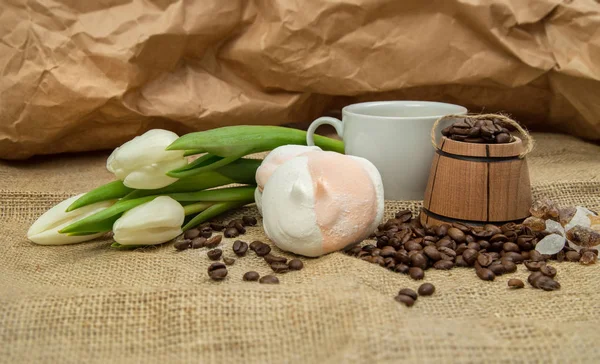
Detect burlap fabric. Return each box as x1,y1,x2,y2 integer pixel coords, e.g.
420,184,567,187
1,133,599,363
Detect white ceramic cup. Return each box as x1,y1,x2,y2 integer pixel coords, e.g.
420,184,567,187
306,101,468,201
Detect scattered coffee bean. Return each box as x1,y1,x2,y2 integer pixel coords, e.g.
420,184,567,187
208,262,227,280
501,260,517,273
503,242,519,253
580,251,597,265
223,257,235,266
418,283,435,296
234,221,246,234
475,267,495,281
210,222,225,231
503,252,525,264
200,226,212,238
394,264,410,273
410,252,428,269
259,275,279,284
232,240,248,256
433,260,454,270
264,253,287,264
565,251,581,262
206,235,222,248
270,262,290,273
224,227,239,238
455,256,469,267
394,294,415,307
243,271,260,281
529,250,544,262
242,215,258,226
380,246,397,257
251,241,271,256
184,229,200,239
524,260,545,272
507,278,524,289
405,240,422,251
174,239,191,251
288,259,304,270
191,237,207,249
423,246,441,261
398,288,418,300
409,267,424,280
533,275,561,291
540,265,557,278
477,253,494,267
488,262,506,276
207,249,222,261
462,248,479,265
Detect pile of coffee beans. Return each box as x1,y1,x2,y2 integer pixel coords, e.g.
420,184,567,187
394,283,436,307
441,117,515,144
344,209,598,301
173,215,303,283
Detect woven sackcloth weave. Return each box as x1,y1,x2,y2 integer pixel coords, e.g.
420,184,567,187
1,133,599,363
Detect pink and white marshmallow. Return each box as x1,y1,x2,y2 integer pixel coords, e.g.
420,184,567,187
256,146,384,257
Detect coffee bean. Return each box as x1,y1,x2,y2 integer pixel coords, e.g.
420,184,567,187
264,253,287,264
191,237,207,249
199,226,212,238
380,246,397,257
462,248,479,265
210,222,225,231
502,242,519,253
581,248,599,256
437,246,456,258
410,253,428,269
208,262,227,280
488,262,506,276
529,250,544,262
409,267,425,280
580,251,597,265
540,265,557,278
447,227,466,242
242,216,258,226
243,271,259,281
232,240,248,256
174,240,191,251
507,279,524,289
475,267,495,281
251,241,271,257
433,260,454,270
455,243,468,255
394,250,411,265
455,256,469,267
528,271,544,286
207,249,222,261
206,235,222,248
234,222,246,234
418,283,435,296
405,240,422,251
565,251,581,262
490,234,508,243
524,260,545,272
533,275,561,291
373,256,386,266
467,242,480,250
503,252,525,264
259,275,279,284
288,259,304,270
224,227,239,238
423,246,442,261
394,264,410,274
556,250,566,263
270,262,290,273
477,253,494,267
502,260,517,273
435,224,449,237
394,294,415,307
398,288,418,300
478,240,491,250
223,257,235,266
184,228,200,239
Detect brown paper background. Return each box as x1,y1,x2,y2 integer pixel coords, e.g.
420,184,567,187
1,133,600,362
1,0,600,159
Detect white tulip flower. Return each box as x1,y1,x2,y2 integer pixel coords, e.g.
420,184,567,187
107,129,187,189
27,194,114,245
112,196,185,245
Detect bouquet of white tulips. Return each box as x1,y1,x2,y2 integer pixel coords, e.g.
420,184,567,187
27,126,344,249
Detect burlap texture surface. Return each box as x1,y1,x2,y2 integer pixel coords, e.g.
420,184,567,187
1,133,599,363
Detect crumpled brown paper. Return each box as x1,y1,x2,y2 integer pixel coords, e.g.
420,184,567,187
1,0,599,160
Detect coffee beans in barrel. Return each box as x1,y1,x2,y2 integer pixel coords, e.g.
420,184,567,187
232,240,248,256
418,283,435,296
259,275,279,284
441,117,515,144
208,262,227,280
243,271,260,281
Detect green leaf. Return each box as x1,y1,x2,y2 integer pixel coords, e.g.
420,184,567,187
111,242,153,250
182,200,252,231
183,202,214,216
166,154,244,178
168,186,255,203
66,180,133,212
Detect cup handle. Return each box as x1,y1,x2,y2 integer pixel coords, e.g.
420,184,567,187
306,117,344,146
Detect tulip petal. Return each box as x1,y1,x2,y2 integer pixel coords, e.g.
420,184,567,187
123,158,188,189
113,227,182,245
107,130,184,173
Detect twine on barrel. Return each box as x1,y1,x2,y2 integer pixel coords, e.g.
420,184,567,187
430,113,535,158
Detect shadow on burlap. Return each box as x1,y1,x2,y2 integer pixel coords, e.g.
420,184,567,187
1,133,599,363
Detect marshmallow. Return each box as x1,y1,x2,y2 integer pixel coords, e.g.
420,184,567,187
260,149,384,257
254,145,322,214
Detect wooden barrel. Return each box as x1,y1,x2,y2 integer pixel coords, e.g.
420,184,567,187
420,136,532,227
